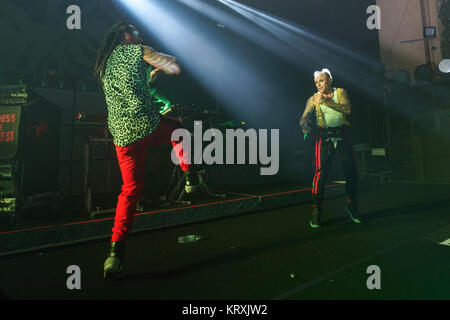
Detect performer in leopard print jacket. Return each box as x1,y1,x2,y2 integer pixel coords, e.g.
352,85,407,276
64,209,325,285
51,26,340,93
93,22,201,279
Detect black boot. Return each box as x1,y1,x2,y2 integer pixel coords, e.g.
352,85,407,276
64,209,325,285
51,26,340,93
310,205,321,228
345,200,361,224
103,241,124,279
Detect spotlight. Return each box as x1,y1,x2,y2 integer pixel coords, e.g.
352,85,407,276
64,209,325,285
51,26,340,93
113,0,276,121
438,59,450,74
216,0,380,96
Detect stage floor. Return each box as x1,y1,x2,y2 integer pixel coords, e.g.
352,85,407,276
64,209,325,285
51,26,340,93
0,182,450,300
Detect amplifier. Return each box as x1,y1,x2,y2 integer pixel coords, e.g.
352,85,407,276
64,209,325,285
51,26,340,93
0,86,61,222
0,162,17,218
0,162,16,194
0,106,21,160
0,102,60,195
0,85,28,106
0,196,16,214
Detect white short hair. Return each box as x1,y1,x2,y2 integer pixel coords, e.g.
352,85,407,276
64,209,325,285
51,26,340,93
314,68,333,82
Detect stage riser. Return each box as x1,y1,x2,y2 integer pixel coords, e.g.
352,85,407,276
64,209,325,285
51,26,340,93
0,184,344,256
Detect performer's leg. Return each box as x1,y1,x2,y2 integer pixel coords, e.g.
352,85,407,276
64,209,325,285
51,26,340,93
310,137,332,227
141,115,201,192
112,140,148,242
104,139,148,278
338,127,361,223
312,137,333,205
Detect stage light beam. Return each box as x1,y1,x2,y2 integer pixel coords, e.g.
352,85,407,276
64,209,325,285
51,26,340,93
113,0,280,122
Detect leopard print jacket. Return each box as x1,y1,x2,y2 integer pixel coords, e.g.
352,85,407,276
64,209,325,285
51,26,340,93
102,44,160,147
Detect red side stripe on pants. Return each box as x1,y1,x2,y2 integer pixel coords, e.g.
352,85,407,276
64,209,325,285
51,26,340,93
314,138,322,194
313,137,322,194
312,138,318,193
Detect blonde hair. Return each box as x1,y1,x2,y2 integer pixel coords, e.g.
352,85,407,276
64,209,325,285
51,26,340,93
314,68,333,82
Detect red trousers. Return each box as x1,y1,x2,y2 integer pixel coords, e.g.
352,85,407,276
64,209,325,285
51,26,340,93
111,116,191,242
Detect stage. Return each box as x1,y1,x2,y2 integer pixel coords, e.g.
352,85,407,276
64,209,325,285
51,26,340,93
1,182,449,300
1,0,450,304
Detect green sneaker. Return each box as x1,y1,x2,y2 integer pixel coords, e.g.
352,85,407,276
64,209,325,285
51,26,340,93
345,200,361,224
103,241,124,279
310,205,321,228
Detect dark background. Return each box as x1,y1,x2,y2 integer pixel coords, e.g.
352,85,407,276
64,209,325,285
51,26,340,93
0,0,380,143
0,0,406,208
